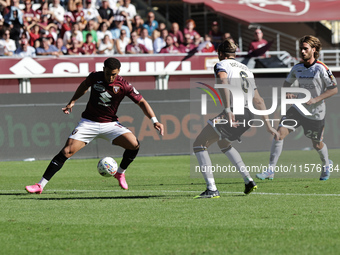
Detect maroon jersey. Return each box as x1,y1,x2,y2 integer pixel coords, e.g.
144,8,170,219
82,72,143,122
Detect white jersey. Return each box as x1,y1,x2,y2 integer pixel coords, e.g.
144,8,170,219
214,59,257,108
286,60,337,120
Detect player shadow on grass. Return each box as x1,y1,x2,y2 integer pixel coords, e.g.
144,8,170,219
19,195,167,200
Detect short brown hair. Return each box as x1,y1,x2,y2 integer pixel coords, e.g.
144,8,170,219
299,35,322,59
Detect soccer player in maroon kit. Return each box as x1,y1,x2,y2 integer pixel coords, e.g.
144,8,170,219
26,58,164,194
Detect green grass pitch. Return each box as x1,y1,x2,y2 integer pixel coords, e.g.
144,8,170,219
1,149,340,255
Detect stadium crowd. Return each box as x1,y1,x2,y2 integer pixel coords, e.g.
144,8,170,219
0,0,236,57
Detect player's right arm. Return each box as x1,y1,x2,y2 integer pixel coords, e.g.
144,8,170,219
62,79,91,114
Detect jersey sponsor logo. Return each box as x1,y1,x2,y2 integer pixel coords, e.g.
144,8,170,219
99,91,112,107
133,87,140,95
94,83,105,92
113,86,120,94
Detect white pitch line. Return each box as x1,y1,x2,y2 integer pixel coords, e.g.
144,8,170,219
2,189,340,197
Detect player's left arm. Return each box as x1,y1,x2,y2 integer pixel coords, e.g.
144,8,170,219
306,86,338,105
137,98,164,136
306,67,338,105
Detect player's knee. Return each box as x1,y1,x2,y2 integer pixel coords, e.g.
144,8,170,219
312,141,322,150
130,139,140,150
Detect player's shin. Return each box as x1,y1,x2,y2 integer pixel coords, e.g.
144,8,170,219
118,147,140,174
40,151,69,188
194,146,217,191
317,142,330,166
269,139,284,172
222,146,253,184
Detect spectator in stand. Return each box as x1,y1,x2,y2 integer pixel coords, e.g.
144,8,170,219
98,0,115,30
36,1,49,19
159,35,181,54
27,23,40,46
82,19,98,43
36,37,59,56
222,32,231,41
0,28,16,55
158,22,166,31
82,33,97,55
2,0,22,17
49,0,65,25
111,15,131,40
125,30,148,54
4,8,23,48
151,29,160,42
68,37,85,55
69,1,86,30
183,19,200,40
83,0,101,26
97,34,114,55
193,33,202,47
118,0,136,22
169,22,183,47
96,21,113,47
56,37,67,55
179,32,196,53
33,38,40,50
22,0,38,27
114,28,129,54
38,15,58,36
132,14,143,36
46,33,55,47
143,12,158,36
63,21,83,48
208,21,223,49
0,13,4,31
95,0,119,10
197,34,215,53
60,12,74,39
153,28,167,53
248,28,268,57
137,27,153,53
15,38,36,57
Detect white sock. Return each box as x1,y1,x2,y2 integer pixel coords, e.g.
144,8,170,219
117,167,126,174
223,147,253,184
195,150,217,191
268,139,283,172
38,177,48,189
317,143,329,166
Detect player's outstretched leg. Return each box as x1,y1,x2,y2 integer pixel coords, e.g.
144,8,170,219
113,134,140,190
220,144,257,194
25,151,68,194
193,146,220,199
315,142,332,181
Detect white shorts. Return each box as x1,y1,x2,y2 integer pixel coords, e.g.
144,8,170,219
69,118,132,144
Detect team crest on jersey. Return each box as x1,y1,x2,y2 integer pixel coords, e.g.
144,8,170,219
94,83,105,92
113,86,120,94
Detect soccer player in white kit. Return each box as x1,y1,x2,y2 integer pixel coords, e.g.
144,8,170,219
256,35,338,181
26,58,164,194
193,39,279,198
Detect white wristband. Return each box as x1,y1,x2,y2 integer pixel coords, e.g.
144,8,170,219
151,117,158,124
225,107,232,113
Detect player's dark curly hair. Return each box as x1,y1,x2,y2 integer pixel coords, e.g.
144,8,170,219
104,58,121,70
299,35,322,59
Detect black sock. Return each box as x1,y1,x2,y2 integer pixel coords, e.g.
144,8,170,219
120,148,139,170
42,151,68,181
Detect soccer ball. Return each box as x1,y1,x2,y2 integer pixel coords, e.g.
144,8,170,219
97,157,118,177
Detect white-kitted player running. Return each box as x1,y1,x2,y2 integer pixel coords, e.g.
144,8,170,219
256,35,338,181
